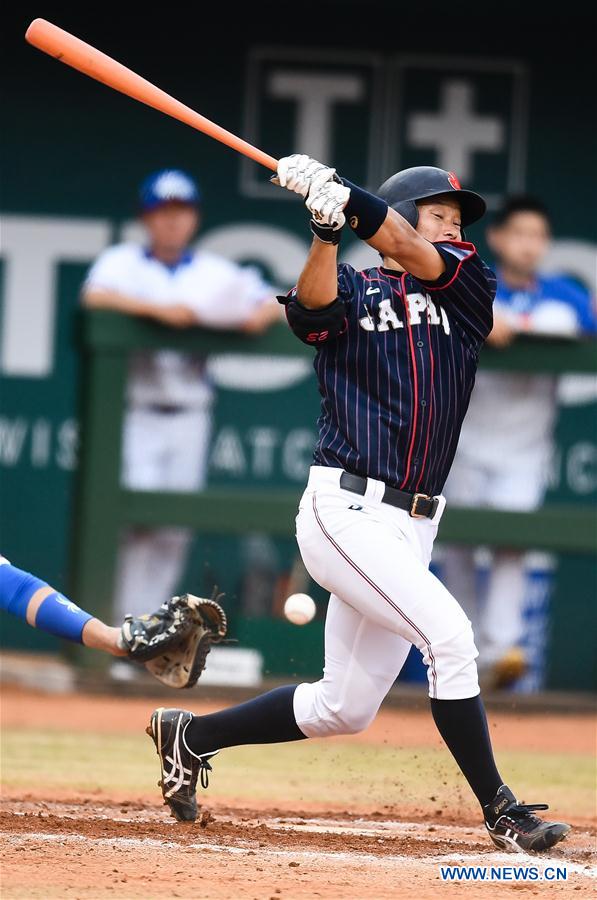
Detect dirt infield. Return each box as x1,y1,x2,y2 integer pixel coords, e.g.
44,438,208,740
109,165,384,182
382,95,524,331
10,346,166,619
1,687,595,898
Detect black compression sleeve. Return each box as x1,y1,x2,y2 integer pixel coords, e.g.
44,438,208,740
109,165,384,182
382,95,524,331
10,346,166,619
340,178,389,240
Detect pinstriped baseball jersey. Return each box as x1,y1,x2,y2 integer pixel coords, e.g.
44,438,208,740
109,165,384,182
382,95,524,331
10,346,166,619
289,241,496,496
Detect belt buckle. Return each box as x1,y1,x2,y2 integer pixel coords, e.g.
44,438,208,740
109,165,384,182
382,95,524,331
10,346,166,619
410,492,430,518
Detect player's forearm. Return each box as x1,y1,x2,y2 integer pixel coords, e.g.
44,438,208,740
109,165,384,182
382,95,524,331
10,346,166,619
0,560,123,654
365,208,445,280
81,618,127,656
296,240,340,309
242,299,285,333
82,288,161,319
365,206,413,257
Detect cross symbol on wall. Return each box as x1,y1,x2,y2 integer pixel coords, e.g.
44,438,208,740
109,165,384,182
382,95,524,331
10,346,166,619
407,80,504,181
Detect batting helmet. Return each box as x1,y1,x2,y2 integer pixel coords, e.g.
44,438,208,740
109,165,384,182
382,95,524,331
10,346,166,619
376,167,486,234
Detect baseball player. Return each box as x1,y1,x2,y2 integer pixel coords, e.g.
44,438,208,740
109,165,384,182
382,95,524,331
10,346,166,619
0,554,225,686
442,195,596,687
81,169,279,634
145,158,570,852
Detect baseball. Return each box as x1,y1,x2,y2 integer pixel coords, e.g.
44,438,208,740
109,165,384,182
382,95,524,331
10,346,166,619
284,593,316,625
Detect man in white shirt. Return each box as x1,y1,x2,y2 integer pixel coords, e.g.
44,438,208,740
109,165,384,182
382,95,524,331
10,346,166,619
81,169,280,629
441,196,596,688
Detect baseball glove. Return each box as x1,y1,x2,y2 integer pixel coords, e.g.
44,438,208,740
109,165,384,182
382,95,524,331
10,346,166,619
119,592,227,689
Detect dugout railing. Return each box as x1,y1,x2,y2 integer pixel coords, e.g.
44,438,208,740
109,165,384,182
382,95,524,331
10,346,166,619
72,311,597,641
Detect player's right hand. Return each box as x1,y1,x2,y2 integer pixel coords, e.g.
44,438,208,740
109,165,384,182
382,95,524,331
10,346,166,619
486,313,516,347
153,304,199,328
276,154,336,198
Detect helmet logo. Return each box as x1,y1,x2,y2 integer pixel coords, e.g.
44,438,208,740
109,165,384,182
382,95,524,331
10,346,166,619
447,172,461,190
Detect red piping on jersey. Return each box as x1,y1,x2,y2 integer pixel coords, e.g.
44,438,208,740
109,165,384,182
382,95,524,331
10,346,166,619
424,241,476,292
440,240,476,250
404,240,473,486
312,493,438,697
399,273,419,490
359,267,403,282
415,302,435,491
376,268,403,281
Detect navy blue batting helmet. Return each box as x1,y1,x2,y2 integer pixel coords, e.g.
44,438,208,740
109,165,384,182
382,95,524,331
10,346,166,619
377,167,486,232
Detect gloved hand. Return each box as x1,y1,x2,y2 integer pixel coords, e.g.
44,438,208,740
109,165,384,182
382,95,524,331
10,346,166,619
119,591,227,688
275,154,337,198
306,180,351,229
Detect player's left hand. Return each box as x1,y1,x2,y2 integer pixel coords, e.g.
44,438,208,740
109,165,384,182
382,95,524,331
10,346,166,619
306,180,351,229
119,592,228,688
275,154,337,198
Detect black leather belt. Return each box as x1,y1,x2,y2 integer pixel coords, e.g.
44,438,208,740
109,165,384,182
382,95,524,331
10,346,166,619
144,404,187,414
339,471,439,519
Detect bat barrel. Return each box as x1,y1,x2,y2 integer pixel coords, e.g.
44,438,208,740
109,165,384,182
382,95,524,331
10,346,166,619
25,18,278,172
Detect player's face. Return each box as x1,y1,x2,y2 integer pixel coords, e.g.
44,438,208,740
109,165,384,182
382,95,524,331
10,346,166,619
487,211,550,277
416,197,462,243
142,201,200,250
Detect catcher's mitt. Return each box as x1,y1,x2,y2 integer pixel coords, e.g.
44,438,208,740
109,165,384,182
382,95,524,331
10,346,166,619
120,592,227,689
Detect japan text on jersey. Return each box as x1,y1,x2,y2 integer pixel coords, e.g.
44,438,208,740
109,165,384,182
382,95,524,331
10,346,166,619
288,242,496,496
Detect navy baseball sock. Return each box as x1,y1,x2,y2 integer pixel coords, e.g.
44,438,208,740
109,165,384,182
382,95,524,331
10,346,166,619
430,695,503,807
184,685,307,754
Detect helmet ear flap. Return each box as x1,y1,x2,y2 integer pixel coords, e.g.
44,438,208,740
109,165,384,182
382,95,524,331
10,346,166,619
391,199,418,228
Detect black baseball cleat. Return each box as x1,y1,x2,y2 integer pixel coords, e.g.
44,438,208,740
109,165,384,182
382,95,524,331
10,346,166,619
483,785,571,852
146,707,219,822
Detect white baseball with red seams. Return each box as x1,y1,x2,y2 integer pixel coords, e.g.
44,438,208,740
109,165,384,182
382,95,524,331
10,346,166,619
291,465,480,739
284,593,316,625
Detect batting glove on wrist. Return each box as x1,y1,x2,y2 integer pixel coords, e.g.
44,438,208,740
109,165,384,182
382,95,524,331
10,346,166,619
306,180,351,229
310,220,343,245
275,154,337,198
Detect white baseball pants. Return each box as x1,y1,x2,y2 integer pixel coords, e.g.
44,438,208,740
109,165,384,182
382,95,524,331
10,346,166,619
441,450,548,668
293,466,479,738
113,405,212,622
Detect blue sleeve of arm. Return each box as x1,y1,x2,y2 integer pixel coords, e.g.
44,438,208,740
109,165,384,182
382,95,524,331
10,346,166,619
569,284,597,334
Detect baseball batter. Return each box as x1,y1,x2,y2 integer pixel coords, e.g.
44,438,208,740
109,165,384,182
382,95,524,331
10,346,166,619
147,157,570,852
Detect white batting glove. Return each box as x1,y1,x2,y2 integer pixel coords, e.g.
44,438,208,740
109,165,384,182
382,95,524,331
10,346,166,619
306,181,351,229
276,154,337,198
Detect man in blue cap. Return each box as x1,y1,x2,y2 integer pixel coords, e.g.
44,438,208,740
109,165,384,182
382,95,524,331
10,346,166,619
81,169,279,651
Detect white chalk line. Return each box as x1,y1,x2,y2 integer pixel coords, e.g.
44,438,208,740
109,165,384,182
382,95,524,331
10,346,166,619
9,809,595,857
268,817,474,838
0,810,485,836
1,830,595,879
9,809,590,842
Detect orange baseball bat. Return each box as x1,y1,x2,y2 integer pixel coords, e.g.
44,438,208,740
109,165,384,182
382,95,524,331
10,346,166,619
25,18,278,172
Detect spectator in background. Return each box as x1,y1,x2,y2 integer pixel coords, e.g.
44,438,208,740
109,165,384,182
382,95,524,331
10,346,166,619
81,169,281,661
441,196,596,688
